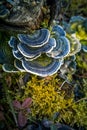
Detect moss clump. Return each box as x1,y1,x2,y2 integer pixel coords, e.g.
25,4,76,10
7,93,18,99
76,53,87,71
12,75,87,128
12,75,73,118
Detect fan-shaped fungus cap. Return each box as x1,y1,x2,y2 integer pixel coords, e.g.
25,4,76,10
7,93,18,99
2,64,18,73
47,36,70,59
47,25,70,59
17,38,56,58
14,59,26,72
12,50,23,60
0,5,10,18
70,16,85,24
82,45,87,52
52,25,66,36
18,29,50,47
8,36,23,59
21,55,63,77
8,36,18,49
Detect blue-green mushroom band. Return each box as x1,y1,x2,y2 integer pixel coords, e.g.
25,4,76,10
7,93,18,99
18,29,50,47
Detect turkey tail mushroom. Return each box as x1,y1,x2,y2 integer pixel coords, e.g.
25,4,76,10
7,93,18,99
18,29,50,47
21,57,63,77
1,26,70,77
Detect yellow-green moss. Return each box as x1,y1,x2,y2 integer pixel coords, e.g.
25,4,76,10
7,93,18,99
76,53,87,71
14,75,74,119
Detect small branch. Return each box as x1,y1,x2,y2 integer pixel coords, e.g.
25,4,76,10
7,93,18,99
60,80,67,89
75,98,87,104
28,117,38,125
74,73,87,78
64,0,72,14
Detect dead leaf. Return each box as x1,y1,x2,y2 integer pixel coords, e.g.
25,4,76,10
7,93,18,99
22,98,32,109
18,111,27,127
13,100,21,110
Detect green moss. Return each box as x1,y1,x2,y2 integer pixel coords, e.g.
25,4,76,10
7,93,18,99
33,54,53,67
76,53,87,71
67,0,87,17
13,75,74,119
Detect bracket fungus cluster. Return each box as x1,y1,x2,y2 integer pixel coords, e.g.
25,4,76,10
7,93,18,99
64,16,87,53
2,25,70,77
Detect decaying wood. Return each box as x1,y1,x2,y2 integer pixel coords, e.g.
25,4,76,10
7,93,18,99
0,0,61,33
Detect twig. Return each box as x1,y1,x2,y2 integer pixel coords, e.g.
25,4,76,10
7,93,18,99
60,80,67,89
27,117,38,125
74,74,87,78
63,0,72,20
75,98,87,104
